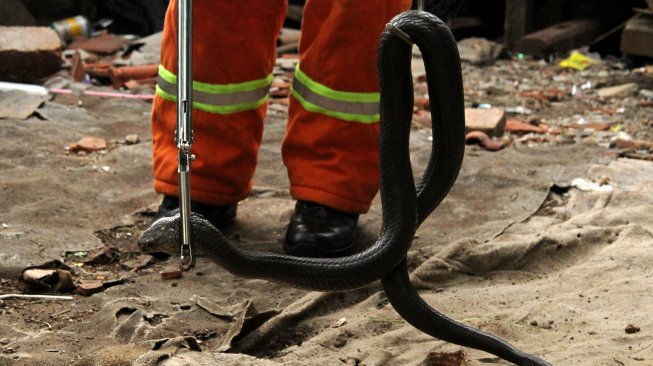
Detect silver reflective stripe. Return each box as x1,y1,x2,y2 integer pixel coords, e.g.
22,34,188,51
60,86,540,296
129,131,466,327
292,78,380,117
157,75,270,106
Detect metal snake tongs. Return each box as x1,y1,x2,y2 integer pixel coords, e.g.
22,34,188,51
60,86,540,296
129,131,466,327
177,0,195,271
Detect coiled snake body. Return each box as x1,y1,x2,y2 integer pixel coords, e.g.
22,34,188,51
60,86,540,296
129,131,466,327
139,11,550,366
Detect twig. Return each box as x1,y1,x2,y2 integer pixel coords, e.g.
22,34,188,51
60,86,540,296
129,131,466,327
0,294,74,301
27,318,52,330
51,309,72,318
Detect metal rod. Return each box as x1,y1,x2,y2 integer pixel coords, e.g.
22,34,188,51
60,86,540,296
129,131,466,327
177,0,195,270
0,294,74,301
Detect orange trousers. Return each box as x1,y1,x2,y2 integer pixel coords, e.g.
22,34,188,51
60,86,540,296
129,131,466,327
151,0,411,213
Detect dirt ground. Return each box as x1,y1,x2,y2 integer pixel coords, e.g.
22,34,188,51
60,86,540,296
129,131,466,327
1,55,653,366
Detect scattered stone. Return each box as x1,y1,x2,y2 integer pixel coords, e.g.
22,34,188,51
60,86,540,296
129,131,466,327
160,266,183,280
67,137,108,153
124,134,140,145
0,26,62,83
597,83,639,99
76,281,104,296
332,317,347,328
464,107,506,137
530,320,538,326
625,324,641,334
0,338,10,345
333,331,350,348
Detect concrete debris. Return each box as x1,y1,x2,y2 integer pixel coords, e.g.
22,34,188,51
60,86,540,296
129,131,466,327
0,26,62,83
464,107,506,136
457,37,504,65
597,83,639,99
0,90,45,119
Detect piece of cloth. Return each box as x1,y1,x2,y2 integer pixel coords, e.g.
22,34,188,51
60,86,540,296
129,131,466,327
151,0,411,213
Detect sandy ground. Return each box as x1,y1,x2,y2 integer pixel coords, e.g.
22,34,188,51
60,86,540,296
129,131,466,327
1,61,653,366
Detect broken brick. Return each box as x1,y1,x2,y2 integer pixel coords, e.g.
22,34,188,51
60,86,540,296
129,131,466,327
76,281,104,296
160,266,183,280
0,26,62,83
505,118,549,135
568,122,611,131
68,137,108,153
68,34,129,55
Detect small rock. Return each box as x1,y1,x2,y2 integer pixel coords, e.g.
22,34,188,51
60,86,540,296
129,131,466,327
161,266,183,280
0,338,9,345
332,317,347,328
625,324,641,334
529,320,538,326
124,134,140,145
334,330,352,348
597,83,638,99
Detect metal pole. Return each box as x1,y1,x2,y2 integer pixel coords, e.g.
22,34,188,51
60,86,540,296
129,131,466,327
177,0,195,270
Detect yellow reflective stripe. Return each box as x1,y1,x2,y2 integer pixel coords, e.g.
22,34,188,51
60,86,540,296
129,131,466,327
294,65,380,103
290,88,380,124
156,85,268,114
158,65,273,94
291,64,380,123
157,65,271,114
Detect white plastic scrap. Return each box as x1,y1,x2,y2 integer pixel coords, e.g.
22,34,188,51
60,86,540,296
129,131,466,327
571,178,613,193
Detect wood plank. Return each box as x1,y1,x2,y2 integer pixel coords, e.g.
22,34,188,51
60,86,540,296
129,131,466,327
514,18,609,57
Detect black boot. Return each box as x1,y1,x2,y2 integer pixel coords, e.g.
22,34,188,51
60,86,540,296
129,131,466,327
284,200,359,258
151,195,237,229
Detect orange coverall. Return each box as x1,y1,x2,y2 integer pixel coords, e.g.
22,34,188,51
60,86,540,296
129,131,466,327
151,0,411,213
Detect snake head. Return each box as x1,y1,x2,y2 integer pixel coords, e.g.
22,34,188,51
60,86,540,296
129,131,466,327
137,215,182,256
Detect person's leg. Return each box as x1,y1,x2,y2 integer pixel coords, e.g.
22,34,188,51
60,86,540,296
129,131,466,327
283,0,411,256
151,0,287,226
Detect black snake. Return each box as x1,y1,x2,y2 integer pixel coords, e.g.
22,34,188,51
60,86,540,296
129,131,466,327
138,11,551,366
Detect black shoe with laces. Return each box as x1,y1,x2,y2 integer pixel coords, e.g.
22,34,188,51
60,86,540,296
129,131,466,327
284,200,359,258
151,195,237,229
